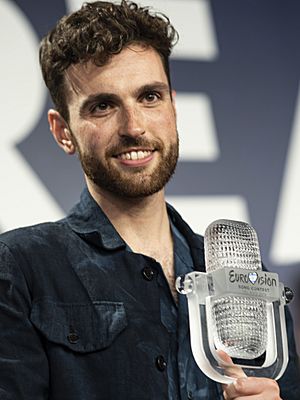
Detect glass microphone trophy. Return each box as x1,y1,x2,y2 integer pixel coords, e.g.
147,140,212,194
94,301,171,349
176,219,293,384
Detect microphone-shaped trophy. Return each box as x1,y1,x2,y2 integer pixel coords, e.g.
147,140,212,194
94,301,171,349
176,219,293,383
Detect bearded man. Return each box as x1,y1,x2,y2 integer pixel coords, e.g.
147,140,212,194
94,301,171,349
0,2,299,399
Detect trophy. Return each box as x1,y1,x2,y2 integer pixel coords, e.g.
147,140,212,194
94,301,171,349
176,219,293,383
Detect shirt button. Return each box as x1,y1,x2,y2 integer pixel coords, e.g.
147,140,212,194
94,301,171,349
142,266,155,281
155,355,167,371
67,332,79,344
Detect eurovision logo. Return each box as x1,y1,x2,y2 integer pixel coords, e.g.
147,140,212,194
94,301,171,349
229,270,277,288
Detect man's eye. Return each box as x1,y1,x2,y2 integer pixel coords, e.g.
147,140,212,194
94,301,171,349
93,102,109,111
144,92,160,103
89,102,113,115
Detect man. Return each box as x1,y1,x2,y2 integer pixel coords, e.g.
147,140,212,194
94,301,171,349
0,1,299,399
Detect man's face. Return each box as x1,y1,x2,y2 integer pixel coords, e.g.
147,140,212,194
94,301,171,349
65,44,178,198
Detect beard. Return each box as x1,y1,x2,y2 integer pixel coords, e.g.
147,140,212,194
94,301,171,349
75,133,179,198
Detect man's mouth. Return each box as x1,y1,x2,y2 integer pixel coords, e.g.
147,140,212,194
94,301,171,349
116,150,153,161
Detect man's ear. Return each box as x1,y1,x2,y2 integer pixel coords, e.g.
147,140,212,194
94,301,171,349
48,109,76,155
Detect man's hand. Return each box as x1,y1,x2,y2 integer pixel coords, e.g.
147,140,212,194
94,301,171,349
223,377,281,400
218,351,282,400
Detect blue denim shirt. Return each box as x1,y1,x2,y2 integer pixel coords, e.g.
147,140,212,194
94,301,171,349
0,188,299,400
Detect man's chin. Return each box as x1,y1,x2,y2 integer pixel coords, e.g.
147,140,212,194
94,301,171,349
101,179,163,198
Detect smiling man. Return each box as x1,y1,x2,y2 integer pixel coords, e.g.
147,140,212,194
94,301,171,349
0,1,299,400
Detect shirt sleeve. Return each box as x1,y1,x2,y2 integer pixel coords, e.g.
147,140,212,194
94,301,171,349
260,263,300,399
0,241,49,399
277,306,300,400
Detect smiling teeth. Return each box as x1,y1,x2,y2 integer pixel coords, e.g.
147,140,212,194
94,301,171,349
119,150,152,160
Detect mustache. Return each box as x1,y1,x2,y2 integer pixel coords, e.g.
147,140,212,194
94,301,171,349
107,136,163,156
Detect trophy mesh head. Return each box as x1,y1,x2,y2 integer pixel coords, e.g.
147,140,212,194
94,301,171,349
204,219,267,359
204,219,262,272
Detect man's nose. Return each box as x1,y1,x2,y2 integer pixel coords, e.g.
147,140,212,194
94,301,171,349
119,106,145,137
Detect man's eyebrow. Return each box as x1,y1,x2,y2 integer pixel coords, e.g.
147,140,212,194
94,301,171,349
79,82,171,115
79,93,119,116
135,82,170,97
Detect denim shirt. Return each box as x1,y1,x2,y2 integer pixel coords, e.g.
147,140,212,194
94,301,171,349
0,188,299,400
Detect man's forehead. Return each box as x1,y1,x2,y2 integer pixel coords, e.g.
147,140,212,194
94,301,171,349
64,45,167,100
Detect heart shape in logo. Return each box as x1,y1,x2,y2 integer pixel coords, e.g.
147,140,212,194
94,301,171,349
248,272,258,284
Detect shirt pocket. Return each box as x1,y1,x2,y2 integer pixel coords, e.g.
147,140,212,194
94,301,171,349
30,299,127,353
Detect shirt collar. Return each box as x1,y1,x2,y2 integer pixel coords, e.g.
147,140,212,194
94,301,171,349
166,203,205,272
66,187,126,251
66,187,205,269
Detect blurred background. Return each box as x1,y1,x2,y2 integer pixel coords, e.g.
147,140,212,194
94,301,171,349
1,0,300,351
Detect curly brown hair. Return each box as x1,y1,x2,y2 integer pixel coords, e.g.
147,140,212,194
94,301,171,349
39,0,178,122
